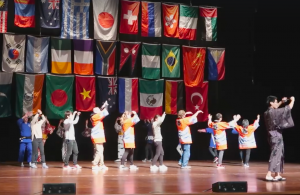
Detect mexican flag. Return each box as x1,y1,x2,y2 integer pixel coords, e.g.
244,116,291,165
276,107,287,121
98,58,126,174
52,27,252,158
141,43,161,79
15,73,44,118
46,74,74,119
179,5,198,40
139,79,164,120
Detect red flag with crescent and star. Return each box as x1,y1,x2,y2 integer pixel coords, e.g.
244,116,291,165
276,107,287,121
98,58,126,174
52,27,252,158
185,82,208,122
120,0,140,34
75,75,95,112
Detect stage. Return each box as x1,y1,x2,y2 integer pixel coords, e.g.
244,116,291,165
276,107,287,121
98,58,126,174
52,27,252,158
0,161,300,194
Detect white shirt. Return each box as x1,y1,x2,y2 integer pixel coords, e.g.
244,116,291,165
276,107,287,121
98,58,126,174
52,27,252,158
153,113,166,142
63,115,79,140
31,114,46,140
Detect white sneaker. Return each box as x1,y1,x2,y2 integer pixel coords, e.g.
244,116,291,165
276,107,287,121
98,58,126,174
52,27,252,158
142,159,147,162
244,163,249,168
114,159,121,162
100,165,108,170
181,166,191,169
30,163,37,169
150,165,159,171
20,162,24,167
73,164,82,169
29,162,32,167
159,165,168,171
92,165,99,170
63,165,72,170
119,165,128,170
42,163,49,169
129,165,138,170
148,159,152,162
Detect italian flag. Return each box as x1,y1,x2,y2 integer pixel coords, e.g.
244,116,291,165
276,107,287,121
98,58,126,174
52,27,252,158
179,5,198,40
15,73,44,118
200,7,217,41
141,43,161,79
139,79,164,120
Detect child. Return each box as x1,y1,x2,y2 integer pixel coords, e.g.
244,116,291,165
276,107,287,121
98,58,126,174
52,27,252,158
177,144,183,165
37,117,55,163
142,119,154,162
57,119,67,162
114,117,124,162
119,111,140,170
231,115,260,167
197,128,218,163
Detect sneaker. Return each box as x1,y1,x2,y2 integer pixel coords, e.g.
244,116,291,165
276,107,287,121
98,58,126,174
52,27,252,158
114,159,121,162
142,159,147,162
159,165,168,171
213,157,218,163
244,163,249,168
29,162,32,167
181,166,191,169
148,159,152,162
216,164,225,169
119,165,128,170
73,164,82,169
63,165,72,170
129,165,139,170
274,176,286,181
30,163,37,169
100,165,108,170
178,161,182,166
20,162,24,167
150,165,159,171
42,163,49,169
266,176,278,182
92,165,99,170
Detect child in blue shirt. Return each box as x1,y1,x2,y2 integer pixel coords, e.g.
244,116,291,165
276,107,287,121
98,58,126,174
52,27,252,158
198,128,218,163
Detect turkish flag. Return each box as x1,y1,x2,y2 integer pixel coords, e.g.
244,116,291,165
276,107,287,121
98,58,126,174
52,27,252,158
120,0,140,34
185,82,208,122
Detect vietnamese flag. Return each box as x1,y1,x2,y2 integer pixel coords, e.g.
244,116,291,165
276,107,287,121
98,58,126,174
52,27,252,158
75,76,96,112
14,0,35,28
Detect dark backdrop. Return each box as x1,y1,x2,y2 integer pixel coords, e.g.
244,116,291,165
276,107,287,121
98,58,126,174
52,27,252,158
0,0,299,163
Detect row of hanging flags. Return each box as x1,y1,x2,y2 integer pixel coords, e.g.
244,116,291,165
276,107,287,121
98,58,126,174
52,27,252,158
0,72,208,122
0,0,218,41
1,34,225,81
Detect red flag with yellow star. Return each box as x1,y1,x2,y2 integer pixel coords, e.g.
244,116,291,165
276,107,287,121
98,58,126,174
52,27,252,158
182,46,206,87
75,75,95,111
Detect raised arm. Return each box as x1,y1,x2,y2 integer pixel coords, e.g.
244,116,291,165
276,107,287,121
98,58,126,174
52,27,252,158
73,112,80,124
207,114,213,127
30,113,39,125
289,96,295,109
253,115,260,130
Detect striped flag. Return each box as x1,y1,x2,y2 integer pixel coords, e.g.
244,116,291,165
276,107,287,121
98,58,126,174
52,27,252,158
165,80,184,115
95,41,116,75
61,0,90,39
207,47,225,81
200,7,217,41
2,34,25,73
119,77,138,113
26,36,49,73
141,2,161,37
162,3,179,38
74,39,93,75
139,79,164,120
14,0,35,28
51,38,72,74
39,0,60,28
179,5,198,40
0,72,12,118
0,0,8,33
15,73,44,117
142,43,160,79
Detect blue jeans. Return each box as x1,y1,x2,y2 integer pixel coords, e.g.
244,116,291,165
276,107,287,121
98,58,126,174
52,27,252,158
180,144,190,167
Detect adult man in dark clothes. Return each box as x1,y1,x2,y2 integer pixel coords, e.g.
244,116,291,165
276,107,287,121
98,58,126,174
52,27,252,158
264,96,295,181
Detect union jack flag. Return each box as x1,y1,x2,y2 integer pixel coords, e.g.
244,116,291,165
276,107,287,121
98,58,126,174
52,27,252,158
108,78,117,95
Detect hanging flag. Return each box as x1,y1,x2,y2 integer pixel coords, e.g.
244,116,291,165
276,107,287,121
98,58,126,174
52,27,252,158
119,41,140,76
39,0,60,28
0,72,12,118
75,75,95,111
0,0,8,33
74,39,93,75
142,43,160,79
51,38,72,74
120,0,140,34
165,80,184,115
182,46,206,87
141,1,161,37
162,3,179,38
14,0,35,28
179,5,198,40
118,77,138,113
97,76,118,113
26,36,49,73
139,79,164,120
200,7,217,41
61,0,90,39
15,73,44,118
93,0,118,40
2,34,25,73
162,44,180,78
46,74,74,119
185,82,208,122
95,41,116,75
207,47,225,81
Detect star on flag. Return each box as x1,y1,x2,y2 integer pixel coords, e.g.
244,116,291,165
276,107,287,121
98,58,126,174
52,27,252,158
80,88,91,100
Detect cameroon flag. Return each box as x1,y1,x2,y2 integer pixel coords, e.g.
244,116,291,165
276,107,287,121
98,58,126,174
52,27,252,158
46,74,74,119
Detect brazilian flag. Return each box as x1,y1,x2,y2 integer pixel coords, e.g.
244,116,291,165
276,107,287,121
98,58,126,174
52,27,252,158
162,44,180,78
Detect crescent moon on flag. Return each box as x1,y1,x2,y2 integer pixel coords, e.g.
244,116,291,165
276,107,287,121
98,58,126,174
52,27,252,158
191,92,203,104
0,92,7,98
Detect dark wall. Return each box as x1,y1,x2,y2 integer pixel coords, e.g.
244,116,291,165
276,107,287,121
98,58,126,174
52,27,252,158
1,0,299,163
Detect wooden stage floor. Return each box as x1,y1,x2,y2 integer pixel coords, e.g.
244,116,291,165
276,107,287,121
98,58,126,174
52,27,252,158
1,161,300,194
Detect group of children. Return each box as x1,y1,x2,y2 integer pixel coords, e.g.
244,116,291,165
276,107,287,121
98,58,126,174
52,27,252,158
18,103,260,170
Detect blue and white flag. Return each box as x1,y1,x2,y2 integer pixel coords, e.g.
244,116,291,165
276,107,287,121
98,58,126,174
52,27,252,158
61,0,90,39
39,0,60,28
26,36,49,73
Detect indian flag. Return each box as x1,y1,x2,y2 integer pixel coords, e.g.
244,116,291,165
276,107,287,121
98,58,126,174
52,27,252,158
15,73,44,117
141,43,161,79
51,38,72,74
179,5,198,40
139,79,164,120
200,7,217,41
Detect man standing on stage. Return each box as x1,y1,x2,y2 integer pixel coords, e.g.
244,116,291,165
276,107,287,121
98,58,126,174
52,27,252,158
264,96,295,181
